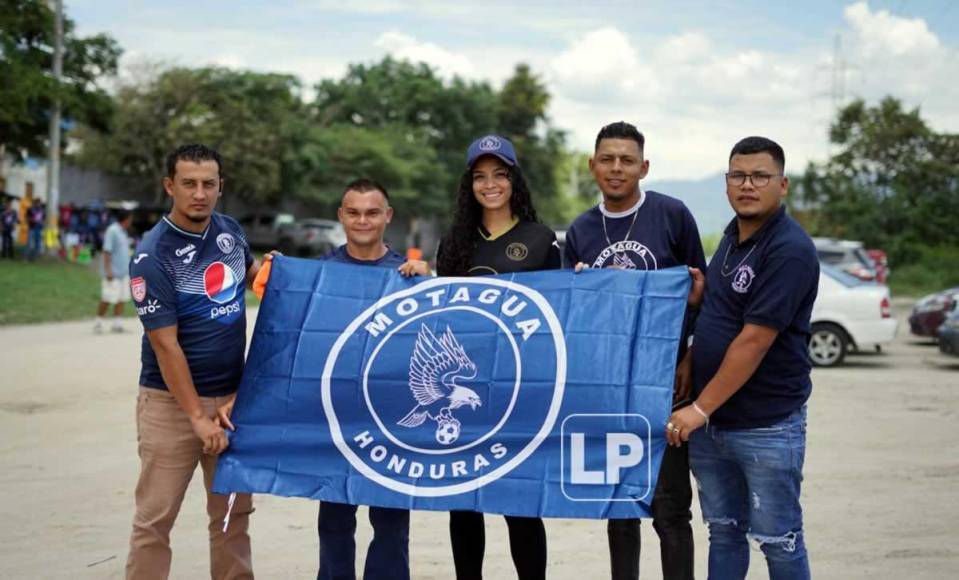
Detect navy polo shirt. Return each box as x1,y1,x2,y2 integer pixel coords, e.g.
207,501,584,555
692,206,819,429
321,245,406,268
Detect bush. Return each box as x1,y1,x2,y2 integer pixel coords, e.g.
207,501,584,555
888,244,959,297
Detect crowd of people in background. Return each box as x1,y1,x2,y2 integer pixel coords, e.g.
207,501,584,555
0,196,120,262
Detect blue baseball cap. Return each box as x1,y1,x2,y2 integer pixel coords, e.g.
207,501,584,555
466,134,518,168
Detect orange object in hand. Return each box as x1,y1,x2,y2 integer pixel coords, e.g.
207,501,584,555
252,256,273,300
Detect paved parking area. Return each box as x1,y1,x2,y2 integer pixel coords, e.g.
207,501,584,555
1,303,957,578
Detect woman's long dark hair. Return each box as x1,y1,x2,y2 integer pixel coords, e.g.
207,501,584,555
436,162,540,276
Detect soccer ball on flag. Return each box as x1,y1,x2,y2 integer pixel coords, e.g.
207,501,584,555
435,418,461,445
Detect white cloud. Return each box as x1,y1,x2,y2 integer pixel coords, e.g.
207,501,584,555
549,27,657,103
844,1,940,57
545,3,959,180
374,31,476,79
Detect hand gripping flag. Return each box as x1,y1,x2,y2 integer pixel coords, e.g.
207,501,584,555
214,257,690,519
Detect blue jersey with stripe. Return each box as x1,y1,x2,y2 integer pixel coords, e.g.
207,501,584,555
129,213,254,396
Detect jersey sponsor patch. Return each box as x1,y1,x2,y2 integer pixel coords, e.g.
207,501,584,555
204,261,240,304
131,277,147,302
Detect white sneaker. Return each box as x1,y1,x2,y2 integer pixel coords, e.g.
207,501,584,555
93,322,103,334
110,324,126,333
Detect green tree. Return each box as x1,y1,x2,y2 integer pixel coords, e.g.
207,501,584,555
74,66,309,207
0,0,121,160
312,57,499,214
795,97,959,264
310,58,569,221
289,123,447,217
496,64,567,225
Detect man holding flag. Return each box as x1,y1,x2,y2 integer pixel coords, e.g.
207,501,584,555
667,136,817,579
564,121,706,580
256,178,429,580
126,144,264,580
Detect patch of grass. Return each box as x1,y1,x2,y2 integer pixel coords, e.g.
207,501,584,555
0,258,260,325
0,258,107,325
888,245,959,298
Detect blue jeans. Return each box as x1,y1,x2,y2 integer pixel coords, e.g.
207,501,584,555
317,501,409,580
689,407,809,580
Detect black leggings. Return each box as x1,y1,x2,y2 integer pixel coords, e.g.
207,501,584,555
449,510,546,580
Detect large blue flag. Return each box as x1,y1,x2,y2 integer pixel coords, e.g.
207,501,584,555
213,257,690,519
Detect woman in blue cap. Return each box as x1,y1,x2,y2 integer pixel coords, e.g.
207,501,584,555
436,134,560,580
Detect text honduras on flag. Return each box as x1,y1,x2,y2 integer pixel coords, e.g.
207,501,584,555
213,258,689,519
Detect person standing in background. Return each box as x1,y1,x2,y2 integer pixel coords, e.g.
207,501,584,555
94,209,133,334
1,199,18,259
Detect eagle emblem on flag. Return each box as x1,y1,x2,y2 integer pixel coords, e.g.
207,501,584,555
397,324,483,445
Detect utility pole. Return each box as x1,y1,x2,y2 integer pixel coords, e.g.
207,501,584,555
830,34,847,114
825,33,848,158
47,0,63,229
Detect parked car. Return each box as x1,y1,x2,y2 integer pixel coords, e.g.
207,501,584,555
865,249,890,283
279,218,346,257
808,263,898,367
237,213,296,249
938,310,959,357
813,238,878,282
909,287,959,338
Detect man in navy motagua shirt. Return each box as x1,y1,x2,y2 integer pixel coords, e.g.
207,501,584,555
666,136,819,580
126,144,268,579
564,121,706,580
315,178,429,580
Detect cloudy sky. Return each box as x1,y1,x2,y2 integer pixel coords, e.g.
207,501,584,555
72,0,959,180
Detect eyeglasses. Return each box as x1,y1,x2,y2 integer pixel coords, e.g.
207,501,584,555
725,172,782,187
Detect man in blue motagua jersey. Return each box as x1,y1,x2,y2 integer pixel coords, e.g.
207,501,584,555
126,144,268,580
667,137,818,580
315,179,430,580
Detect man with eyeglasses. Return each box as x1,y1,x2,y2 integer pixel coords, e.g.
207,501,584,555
565,121,706,580
665,136,818,579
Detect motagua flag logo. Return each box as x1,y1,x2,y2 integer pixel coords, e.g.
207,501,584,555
592,242,658,270
323,277,566,497
204,261,239,304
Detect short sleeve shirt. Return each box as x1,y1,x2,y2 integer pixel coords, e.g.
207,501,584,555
564,190,707,361
692,207,820,428
437,220,561,276
564,190,707,273
129,213,254,397
102,222,131,278
321,245,406,268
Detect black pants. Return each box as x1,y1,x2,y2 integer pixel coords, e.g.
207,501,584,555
449,510,546,580
1,232,13,259
608,442,694,580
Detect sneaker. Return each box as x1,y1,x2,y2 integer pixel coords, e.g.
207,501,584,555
110,324,126,333
93,322,103,334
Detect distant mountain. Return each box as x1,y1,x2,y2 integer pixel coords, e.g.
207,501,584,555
645,173,732,236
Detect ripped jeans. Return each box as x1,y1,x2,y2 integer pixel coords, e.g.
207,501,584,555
689,406,809,580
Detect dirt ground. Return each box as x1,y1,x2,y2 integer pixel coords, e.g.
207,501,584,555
2,301,958,579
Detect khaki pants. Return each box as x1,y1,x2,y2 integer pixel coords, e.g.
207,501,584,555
126,387,254,580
